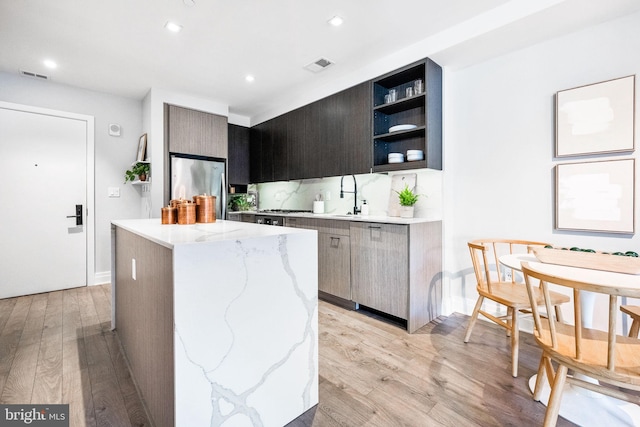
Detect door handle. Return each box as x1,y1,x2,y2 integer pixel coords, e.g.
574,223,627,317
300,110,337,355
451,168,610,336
66,204,83,226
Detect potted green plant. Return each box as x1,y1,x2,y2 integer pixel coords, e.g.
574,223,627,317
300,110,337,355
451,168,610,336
396,184,419,218
124,162,150,183
228,194,252,211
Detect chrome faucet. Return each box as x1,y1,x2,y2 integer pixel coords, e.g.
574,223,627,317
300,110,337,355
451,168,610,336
340,174,360,215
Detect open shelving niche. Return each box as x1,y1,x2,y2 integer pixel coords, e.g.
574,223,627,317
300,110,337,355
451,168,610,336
372,59,442,172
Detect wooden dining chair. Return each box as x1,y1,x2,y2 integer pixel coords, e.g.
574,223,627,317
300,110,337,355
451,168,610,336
464,239,570,377
620,305,640,337
522,262,640,427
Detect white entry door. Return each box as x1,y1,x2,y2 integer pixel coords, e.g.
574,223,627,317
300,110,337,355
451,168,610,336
0,104,91,299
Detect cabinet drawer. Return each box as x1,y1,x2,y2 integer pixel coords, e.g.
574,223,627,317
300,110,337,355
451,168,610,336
285,217,350,235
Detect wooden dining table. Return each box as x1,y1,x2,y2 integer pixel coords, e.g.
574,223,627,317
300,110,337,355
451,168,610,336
499,253,640,426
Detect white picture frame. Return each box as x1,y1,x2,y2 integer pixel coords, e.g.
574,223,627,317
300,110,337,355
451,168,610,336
555,159,635,234
556,75,635,157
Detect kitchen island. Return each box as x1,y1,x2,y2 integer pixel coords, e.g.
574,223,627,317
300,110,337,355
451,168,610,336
111,219,318,427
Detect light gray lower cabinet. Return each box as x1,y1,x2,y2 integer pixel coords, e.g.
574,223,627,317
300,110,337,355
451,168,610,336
318,233,351,299
286,217,351,301
286,217,442,332
350,220,442,333
350,223,408,319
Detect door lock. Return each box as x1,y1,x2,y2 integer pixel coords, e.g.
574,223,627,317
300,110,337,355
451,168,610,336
66,204,83,226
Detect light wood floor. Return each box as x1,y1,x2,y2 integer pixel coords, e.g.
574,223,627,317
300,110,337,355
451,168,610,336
0,285,148,426
0,285,575,426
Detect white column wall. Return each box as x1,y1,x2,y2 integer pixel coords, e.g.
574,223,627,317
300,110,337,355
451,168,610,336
443,11,640,323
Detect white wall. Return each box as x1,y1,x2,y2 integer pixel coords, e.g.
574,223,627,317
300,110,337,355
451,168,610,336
0,72,143,284
443,12,640,319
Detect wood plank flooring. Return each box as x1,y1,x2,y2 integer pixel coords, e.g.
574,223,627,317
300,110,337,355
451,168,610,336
0,285,148,427
0,285,575,426
308,304,576,427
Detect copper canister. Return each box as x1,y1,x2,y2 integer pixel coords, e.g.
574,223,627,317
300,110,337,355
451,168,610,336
193,194,216,223
177,202,196,225
161,206,177,224
170,198,189,209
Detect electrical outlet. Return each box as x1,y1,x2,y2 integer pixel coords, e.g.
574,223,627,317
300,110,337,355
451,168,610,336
325,190,331,201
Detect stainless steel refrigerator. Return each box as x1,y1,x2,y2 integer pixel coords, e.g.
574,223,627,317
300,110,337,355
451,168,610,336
170,153,226,219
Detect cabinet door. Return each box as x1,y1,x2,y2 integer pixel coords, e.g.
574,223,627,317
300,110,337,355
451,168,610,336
350,222,408,319
304,96,336,179
249,117,288,183
270,115,288,182
228,124,250,186
167,105,228,158
287,107,306,181
249,125,263,183
249,122,274,183
335,82,372,175
318,233,351,300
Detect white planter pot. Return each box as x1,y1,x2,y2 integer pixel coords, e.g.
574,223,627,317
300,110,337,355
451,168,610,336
400,205,414,218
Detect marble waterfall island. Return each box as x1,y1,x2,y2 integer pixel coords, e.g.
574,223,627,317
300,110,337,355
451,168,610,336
111,219,318,427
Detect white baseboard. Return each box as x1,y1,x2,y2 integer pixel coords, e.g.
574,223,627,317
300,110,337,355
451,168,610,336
93,270,111,286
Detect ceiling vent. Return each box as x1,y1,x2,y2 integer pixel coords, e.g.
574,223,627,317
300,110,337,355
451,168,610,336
304,58,334,73
20,70,49,80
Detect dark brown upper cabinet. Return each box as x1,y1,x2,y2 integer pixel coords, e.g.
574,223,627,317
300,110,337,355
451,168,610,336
250,81,372,183
228,124,250,186
286,107,307,181
336,82,372,176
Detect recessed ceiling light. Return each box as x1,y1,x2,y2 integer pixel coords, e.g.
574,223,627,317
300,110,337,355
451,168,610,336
328,15,344,26
164,21,183,33
245,75,255,82
43,59,57,69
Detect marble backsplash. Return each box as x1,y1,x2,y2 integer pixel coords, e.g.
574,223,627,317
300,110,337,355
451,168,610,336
252,168,442,220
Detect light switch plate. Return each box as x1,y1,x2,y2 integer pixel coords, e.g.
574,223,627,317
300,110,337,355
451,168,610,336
132,258,136,280
108,187,120,197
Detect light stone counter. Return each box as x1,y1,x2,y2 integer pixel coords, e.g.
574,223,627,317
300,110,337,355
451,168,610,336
249,211,440,225
111,219,318,427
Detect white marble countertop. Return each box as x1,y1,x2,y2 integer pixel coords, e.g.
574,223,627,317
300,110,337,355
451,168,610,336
229,211,440,225
111,218,315,249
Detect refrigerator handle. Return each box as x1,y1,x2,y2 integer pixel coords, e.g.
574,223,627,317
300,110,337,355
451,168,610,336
221,172,227,220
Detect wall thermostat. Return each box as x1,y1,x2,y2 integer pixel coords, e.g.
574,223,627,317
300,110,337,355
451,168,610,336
109,123,121,136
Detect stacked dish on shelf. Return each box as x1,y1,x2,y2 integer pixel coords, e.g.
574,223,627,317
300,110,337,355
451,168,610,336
406,150,424,161
389,124,417,133
388,153,404,164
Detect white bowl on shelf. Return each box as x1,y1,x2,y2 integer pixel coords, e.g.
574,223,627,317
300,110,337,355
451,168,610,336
388,153,404,163
389,124,417,133
406,150,424,161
